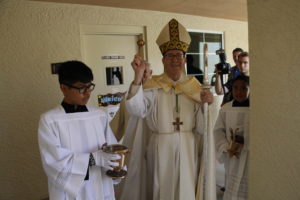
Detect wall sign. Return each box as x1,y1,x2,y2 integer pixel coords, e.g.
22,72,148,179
50,62,63,74
98,92,126,107
102,55,125,60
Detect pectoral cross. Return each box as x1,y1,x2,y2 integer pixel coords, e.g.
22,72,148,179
173,117,183,131
173,93,183,131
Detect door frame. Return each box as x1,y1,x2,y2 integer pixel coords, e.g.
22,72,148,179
80,24,147,61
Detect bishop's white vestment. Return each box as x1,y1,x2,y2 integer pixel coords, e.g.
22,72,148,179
38,105,118,200
214,101,249,200
118,73,205,200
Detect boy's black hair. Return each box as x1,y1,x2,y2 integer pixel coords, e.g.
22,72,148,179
232,75,249,86
58,60,93,84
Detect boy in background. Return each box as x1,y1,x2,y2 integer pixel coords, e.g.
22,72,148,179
214,75,250,200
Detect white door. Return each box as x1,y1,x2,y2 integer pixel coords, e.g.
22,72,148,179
81,34,139,107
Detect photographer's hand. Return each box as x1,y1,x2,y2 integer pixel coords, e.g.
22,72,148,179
214,67,224,95
214,67,222,75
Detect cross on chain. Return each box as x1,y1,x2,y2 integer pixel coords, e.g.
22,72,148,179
173,117,183,131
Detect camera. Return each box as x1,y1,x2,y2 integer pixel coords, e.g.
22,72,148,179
215,49,231,74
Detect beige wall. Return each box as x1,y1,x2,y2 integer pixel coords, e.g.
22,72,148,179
0,0,248,199
248,0,300,199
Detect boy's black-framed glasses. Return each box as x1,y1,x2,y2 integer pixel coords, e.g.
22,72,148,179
63,82,95,94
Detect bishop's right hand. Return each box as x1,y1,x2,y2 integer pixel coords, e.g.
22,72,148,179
92,150,121,171
131,54,147,85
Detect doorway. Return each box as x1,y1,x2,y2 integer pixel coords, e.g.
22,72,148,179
80,24,147,108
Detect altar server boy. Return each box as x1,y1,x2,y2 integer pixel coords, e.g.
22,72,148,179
38,60,121,200
214,75,250,200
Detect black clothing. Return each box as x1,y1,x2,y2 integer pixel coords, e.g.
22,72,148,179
232,99,250,107
61,101,88,113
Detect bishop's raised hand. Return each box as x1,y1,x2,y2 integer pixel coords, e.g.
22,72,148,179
131,54,146,85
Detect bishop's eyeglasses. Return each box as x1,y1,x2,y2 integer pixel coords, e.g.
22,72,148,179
63,82,95,94
163,53,185,59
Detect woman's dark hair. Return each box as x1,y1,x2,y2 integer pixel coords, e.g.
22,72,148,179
58,60,93,84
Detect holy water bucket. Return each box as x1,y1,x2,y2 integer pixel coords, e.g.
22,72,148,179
102,144,130,179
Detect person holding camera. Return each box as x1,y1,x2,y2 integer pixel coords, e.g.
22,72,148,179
228,48,244,80
215,49,249,106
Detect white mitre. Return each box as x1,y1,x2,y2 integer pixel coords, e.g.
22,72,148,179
156,18,191,54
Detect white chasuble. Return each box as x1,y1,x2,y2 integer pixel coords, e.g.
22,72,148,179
120,75,204,200
214,102,249,200
38,105,118,200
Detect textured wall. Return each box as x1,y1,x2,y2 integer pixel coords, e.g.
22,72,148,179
248,0,300,199
0,0,248,199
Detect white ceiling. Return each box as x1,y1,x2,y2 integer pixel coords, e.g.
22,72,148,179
32,0,248,21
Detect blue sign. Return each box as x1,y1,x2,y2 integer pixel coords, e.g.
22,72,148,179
98,92,125,107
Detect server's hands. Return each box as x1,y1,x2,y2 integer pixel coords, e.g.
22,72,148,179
92,150,121,171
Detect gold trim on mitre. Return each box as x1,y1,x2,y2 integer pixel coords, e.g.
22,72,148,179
156,19,191,54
